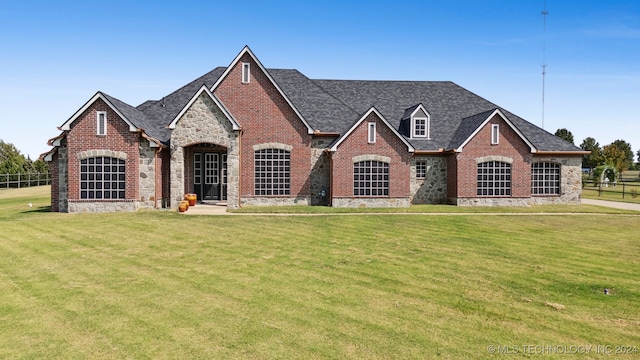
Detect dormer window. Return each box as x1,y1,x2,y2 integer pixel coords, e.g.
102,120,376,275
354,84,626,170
96,111,107,136
413,117,430,138
403,104,431,139
242,62,250,83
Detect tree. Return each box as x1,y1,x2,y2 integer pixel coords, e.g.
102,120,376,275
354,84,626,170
0,140,26,174
554,128,574,145
0,140,48,174
579,137,603,169
611,139,634,170
602,140,633,173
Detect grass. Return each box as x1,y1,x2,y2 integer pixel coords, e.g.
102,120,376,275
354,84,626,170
1,187,639,359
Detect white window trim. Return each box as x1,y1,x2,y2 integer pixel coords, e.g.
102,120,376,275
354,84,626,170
96,111,107,136
412,117,430,139
491,124,499,145
242,62,250,83
368,122,376,143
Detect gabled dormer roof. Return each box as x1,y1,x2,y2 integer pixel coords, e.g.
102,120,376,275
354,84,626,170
401,103,429,121
449,108,537,153
211,46,315,135
329,107,415,152
60,92,141,133
168,85,240,130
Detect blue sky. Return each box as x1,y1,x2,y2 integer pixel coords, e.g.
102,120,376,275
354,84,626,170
1,0,639,159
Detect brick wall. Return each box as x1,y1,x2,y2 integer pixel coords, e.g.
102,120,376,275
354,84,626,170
453,114,532,199
331,112,411,205
214,53,312,202
65,98,141,203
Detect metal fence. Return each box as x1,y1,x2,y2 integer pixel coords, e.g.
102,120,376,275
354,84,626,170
0,173,51,189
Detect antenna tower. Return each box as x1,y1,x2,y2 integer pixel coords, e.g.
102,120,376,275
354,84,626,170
541,0,548,129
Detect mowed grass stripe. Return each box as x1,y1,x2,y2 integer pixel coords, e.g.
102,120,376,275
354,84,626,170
1,187,640,358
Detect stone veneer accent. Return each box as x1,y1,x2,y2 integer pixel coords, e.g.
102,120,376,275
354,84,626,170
77,149,128,160
57,140,69,212
332,197,410,208
138,142,159,209
455,156,583,206
170,93,240,209
240,196,311,206
310,138,332,206
68,200,139,212
410,156,447,204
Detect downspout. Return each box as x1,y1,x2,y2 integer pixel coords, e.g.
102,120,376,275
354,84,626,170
237,128,243,208
328,150,333,206
154,147,162,208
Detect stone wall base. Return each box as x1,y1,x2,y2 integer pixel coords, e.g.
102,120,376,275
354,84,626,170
68,200,140,213
332,197,410,208
240,196,311,206
452,196,581,207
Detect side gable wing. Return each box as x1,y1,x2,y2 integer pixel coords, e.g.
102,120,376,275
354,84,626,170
210,45,315,135
452,108,537,153
168,85,240,130
329,107,415,152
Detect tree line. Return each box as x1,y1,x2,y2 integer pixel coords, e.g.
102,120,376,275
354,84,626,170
0,140,49,175
554,128,637,174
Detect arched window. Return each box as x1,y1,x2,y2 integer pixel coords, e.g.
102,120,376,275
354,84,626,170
477,161,511,196
80,157,126,199
531,162,560,195
254,148,290,195
354,160,389,196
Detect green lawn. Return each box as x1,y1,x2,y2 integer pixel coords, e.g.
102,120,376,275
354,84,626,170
1,187,639,359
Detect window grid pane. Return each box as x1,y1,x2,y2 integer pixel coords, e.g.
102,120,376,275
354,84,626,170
416,161,427,179
531,162,560,195
353,160,389,196
476,161,511,196
254,149,291,196
80,157,126,200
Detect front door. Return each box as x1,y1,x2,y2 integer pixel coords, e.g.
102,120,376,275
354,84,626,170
194,152,227,201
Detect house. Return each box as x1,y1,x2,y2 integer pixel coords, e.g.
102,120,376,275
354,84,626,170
42,46,587,212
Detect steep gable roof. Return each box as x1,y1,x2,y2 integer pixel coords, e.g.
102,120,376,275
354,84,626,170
168,85,240,130
60,92,141,132
450,108,536,152
329,107,415,152
211,46,315,135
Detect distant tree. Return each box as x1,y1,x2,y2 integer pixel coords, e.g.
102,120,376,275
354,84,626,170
579,137,603,169
611,140,634,169
602,140,633,173
636,148,640,163
0,140,48,174
0,140,26,174
554,128,574,145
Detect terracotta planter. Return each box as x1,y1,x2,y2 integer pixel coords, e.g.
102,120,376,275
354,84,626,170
178,200,189,212
185,193,197,207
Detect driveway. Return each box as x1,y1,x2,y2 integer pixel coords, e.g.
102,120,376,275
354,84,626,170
581,198,640,211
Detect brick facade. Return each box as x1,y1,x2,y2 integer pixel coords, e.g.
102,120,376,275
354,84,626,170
331,112,412,207
46,47,585,212
214,53,313,205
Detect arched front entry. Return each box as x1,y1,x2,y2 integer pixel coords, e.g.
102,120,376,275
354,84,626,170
185,144,228,203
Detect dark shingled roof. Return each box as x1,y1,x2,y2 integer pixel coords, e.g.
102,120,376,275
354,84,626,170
106,65,580,152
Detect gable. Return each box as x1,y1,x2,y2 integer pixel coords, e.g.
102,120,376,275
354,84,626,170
210,46,314,135
60,92,139,132
168,85,240,131
329,107,414,152
452,109,536,153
